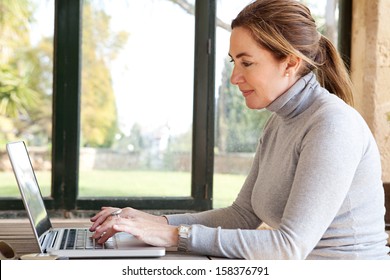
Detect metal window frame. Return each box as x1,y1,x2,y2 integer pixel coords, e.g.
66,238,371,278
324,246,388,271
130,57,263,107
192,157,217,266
51,0,82,210
337,0,352,71
52,0,216,212
1,0,360,213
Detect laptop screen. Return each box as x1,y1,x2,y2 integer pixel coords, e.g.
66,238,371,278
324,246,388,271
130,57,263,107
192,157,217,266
7,141,52,239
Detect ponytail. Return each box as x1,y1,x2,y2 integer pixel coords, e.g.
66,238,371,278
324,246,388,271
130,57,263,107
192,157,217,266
313,35,354,106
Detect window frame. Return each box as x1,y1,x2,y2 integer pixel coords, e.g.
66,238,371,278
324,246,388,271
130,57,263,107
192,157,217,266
52,0,216,212
1,0,360,214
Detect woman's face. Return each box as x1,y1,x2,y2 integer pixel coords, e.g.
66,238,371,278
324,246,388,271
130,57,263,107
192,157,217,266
229,27,296,109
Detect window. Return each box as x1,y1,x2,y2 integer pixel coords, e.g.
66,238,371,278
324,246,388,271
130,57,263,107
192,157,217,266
212,0,344,208
79,0,194,198
0,0,54,199
0,0,357,213
48,1,215,210
213,0,271,209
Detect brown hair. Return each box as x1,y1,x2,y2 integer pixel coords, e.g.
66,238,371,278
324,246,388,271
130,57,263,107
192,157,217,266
231,0,354,106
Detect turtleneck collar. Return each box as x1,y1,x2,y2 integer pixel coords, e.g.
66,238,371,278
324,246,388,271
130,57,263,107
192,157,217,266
266,72,320,119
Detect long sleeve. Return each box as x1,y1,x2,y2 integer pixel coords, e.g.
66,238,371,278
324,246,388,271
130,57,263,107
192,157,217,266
166,142,263,230
166,73,390,260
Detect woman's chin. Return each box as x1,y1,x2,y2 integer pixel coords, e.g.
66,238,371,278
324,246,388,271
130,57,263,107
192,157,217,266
245,101,266,110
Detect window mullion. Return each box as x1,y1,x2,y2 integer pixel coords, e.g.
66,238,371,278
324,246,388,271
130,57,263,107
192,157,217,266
52,0,82,210
191,0,216,210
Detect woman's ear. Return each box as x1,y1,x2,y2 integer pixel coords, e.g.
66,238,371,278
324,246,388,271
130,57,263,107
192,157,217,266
284,55,302,76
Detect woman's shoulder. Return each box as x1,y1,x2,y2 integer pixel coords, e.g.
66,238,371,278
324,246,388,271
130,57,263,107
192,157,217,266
304,91,377,152
310,90,366,129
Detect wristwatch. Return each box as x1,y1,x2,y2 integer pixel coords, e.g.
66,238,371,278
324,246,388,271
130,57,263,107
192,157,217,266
177,225,192,251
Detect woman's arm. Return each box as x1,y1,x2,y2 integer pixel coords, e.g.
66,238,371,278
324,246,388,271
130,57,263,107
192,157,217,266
166,141,263,229
177,109,372,259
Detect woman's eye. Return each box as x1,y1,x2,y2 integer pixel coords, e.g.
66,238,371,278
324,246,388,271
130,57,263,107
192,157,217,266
242,61,253,67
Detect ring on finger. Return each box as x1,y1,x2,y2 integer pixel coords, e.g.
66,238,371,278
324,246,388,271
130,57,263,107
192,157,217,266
110,209,122,218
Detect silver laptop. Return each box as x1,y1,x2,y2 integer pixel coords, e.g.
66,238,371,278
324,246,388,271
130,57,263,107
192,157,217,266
6,141,165,258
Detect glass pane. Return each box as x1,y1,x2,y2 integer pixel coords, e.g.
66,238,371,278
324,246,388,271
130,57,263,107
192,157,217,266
301,0,339,45
0,0,54,198
79,0,194,197
213,0,263,209
213,0,339,208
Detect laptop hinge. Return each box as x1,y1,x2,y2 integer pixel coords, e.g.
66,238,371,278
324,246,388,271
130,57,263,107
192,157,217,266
41,230,58,251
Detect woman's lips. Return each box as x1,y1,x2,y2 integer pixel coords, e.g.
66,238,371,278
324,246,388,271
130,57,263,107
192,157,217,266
241,90,254,98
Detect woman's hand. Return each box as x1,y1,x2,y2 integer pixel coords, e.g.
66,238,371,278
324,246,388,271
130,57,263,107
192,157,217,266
89,206,168,232
89,206,177,248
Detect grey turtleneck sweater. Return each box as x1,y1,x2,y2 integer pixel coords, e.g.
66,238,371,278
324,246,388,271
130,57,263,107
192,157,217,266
167,72,390,260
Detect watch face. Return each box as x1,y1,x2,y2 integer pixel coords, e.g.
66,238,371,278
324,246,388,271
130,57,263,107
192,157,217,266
179,225,191,237
180,226,189,234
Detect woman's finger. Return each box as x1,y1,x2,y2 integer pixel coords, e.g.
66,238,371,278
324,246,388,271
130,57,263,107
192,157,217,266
90,206,110,221
89,207,119,231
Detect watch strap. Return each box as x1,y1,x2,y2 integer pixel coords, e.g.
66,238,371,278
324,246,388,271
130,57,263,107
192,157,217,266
177,225,192,251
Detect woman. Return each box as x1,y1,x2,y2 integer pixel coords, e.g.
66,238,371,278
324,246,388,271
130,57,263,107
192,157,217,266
89,0,390,259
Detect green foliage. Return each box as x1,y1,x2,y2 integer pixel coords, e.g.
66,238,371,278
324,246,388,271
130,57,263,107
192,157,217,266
128,123,145,152
0,64,38,118
0,0,34,45
167,126,192,153
81,3,129,147
0,0,129,148
0,0,45,146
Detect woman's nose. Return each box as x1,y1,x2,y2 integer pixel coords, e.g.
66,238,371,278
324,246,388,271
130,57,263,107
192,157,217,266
230,66,244,85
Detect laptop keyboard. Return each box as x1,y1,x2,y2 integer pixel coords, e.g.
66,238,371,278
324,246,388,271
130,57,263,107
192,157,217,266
60,229,115,250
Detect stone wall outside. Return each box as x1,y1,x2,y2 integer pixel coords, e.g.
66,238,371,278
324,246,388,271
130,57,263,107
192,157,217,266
351,0,390,182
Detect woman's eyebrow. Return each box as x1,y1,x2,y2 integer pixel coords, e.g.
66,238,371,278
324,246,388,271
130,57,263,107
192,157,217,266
228,52,253,59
